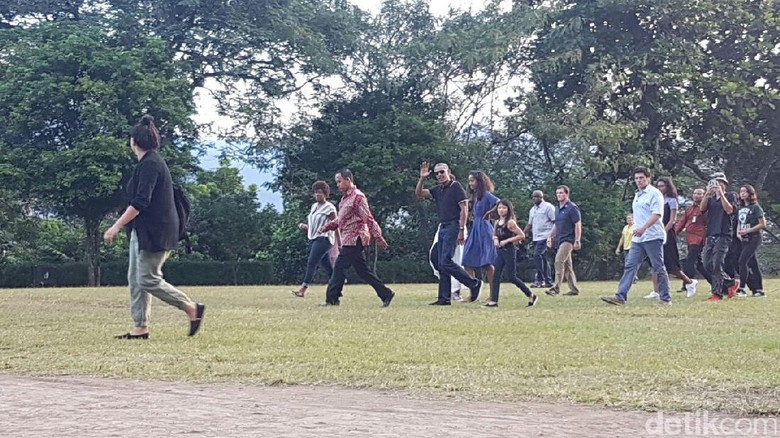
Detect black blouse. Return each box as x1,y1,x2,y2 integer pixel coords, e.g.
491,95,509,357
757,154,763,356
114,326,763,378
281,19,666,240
126,150,179,252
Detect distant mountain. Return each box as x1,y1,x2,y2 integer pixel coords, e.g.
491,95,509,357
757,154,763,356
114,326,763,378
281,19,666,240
197,146,283,211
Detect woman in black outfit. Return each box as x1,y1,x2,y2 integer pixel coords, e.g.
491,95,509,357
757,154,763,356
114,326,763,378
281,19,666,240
735,184,766,297
104,115,204,339
483,199,537,308
656,177,697,296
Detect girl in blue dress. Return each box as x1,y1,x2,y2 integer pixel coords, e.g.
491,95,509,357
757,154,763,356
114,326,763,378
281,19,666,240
462,171,498,302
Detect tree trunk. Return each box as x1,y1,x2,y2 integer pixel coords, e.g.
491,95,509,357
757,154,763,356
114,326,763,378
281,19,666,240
84,218,101,287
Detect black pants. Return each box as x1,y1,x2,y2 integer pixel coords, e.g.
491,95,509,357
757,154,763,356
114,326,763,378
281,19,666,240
325,240,393,304
737,234,763,291
703,235,732,296
491,246,533,302
683,244,712,284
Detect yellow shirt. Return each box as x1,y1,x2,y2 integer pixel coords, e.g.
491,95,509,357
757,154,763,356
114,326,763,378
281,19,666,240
621,225,634,250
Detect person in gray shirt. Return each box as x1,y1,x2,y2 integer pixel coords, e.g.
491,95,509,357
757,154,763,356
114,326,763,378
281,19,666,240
524,190,555,287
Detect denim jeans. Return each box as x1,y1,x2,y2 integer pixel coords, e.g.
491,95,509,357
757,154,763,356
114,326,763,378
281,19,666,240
302,236,333,286
533,240,552,284
437,222,479,302
616,239,670,302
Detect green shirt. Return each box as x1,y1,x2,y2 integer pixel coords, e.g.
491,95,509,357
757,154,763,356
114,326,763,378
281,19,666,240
737,203,764,235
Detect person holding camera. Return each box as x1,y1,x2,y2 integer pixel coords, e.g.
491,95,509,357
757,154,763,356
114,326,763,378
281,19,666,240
700,173,740,301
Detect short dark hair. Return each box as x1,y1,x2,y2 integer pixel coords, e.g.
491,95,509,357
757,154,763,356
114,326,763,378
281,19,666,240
336,168,353,181
556,185,570,195
312,180,330,197
130,114,161,151
633,166,651,178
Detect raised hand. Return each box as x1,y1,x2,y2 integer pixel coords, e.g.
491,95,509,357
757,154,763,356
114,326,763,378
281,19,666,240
420,161,431,179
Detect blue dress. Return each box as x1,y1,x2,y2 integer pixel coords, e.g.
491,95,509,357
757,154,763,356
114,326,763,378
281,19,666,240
462,192,498,268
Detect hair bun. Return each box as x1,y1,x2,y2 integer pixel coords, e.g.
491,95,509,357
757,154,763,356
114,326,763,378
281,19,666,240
140,114,155,126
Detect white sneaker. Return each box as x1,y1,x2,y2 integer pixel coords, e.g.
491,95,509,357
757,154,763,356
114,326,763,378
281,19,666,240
452,291,462,302
685,279,698,298
644,291,660,300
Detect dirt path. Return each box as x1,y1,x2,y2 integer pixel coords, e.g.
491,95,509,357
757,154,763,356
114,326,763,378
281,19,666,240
1,375,774,437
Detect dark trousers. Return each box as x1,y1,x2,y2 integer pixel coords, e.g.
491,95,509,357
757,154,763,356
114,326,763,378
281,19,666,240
491,246,532,302
533,240,552,284
703,235,732,296
302,236,333,285
437,223,479,303
325,239,393,304
737,234,763,291
683,244,712,284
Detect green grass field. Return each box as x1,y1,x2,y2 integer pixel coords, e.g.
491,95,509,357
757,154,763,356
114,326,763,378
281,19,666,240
1,281,778,414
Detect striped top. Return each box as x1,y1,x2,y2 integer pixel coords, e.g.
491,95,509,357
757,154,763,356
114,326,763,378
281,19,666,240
308,201,337,244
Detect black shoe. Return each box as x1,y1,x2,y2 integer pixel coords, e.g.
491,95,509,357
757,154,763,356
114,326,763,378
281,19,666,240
752,290,766,298
469,280,483,302
527,294,538,308
545,288,559,296
563,291,580,296
482,302,498,308
320,301,340,307
115,332,149,340
542,282,554,288
188,303,205,337
601,296,626,306
429,300,451,306
382,291,395,307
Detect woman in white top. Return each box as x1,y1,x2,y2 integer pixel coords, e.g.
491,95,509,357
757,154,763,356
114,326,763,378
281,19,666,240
292,181,337,297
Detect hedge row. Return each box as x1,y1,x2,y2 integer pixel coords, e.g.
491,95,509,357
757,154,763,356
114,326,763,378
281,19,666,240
0,257,538,288
0,261,276,288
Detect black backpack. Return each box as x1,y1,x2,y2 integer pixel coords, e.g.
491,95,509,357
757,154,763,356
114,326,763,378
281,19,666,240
172,183,192,252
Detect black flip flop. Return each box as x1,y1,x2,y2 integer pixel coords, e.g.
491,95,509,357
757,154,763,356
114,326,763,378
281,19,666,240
188,303,205,337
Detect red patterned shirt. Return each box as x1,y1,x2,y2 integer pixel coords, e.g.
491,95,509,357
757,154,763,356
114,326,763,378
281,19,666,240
320,186,384,247
676,202,707,246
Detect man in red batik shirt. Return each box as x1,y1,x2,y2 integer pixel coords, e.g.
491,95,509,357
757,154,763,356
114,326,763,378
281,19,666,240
318,169,395,307
676,187,712,295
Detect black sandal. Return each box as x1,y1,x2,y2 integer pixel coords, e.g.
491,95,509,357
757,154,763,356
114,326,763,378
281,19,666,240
115,332,149,340
188,303,205,337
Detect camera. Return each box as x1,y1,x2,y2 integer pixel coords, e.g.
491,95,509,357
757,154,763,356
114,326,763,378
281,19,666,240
708,179,718,187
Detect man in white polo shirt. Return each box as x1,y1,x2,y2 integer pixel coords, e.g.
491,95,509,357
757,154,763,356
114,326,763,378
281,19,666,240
602,166,671,306
524,190,555,288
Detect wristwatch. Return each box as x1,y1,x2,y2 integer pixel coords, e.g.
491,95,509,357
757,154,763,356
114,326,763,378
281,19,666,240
459,226,465,230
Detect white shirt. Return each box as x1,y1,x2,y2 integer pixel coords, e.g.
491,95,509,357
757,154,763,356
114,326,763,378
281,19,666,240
528,201,556,242
632,185,666,244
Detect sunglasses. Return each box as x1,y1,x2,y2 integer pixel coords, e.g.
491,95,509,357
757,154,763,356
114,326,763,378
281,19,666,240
434,170,447,175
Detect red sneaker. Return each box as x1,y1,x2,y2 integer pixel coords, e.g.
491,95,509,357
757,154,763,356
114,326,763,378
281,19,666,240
706,294,723,302
727,279,741,298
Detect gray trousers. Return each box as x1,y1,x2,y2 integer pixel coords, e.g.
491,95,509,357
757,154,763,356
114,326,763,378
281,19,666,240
128,230,192,327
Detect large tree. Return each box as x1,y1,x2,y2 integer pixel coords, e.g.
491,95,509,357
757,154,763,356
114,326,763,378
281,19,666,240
511,0,779,191
0,20,196,285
